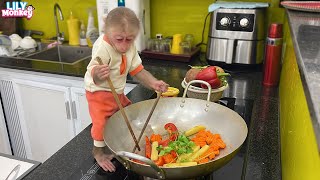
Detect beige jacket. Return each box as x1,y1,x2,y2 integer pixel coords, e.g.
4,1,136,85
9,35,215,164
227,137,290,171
84,35,144,94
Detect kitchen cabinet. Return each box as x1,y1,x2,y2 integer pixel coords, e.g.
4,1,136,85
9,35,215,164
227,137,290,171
0,68,136,162
11,79,75,163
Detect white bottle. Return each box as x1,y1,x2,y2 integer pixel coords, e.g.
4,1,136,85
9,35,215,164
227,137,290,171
96,0,109,35
79,21,88,46
86,8,99,47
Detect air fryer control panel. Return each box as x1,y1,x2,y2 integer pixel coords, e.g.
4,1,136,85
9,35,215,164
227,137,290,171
216,13,255,32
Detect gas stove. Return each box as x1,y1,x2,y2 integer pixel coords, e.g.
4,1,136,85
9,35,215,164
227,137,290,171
69,97,253,180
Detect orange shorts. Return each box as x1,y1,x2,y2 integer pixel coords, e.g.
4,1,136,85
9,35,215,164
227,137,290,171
86,90,131,147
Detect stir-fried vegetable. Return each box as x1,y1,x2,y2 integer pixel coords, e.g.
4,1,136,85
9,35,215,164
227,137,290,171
143,123,226,167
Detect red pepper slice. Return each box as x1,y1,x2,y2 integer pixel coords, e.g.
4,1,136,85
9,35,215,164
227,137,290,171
145,136,151,159
164,123,178,141
154,156,165,166
159,139,170,147
162,153,175,164
164,123,178,132
170,150,178,158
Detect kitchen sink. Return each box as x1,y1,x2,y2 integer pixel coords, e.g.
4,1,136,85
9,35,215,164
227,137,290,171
24,45,92,64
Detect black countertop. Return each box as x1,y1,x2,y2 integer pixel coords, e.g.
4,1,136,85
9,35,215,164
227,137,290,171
0,54,279,180
286,10,320,151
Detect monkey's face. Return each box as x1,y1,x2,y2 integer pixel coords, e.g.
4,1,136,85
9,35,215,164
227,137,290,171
108,29,138,53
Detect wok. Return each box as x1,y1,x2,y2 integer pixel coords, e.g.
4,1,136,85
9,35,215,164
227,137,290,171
103,80,248,179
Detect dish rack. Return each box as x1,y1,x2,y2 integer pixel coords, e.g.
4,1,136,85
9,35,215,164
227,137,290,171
181,78,228,102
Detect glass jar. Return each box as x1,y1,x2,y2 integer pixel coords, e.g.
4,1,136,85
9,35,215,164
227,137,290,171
184,34,194,49
147,38,160,52
160,39,171,53
146,38,154,51
152,39,161,52
179,41,191,54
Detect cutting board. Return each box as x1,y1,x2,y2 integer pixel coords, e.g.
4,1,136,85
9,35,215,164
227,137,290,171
0,153,40,180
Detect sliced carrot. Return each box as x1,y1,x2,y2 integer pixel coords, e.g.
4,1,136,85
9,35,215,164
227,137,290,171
206,136,214,144
192,136,206,142
198,148,214,159
212,134,221,140
216,138,226,149
209,143,220,151
194,141,207,147
163,153,176,164
195,130,207,138
197,157,209,164
150,134,162,143
208,153,215,160
145,136,151,159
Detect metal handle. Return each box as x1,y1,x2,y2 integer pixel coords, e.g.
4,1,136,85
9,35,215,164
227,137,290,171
71,101,77,119
65,101,71,120
116,151,166,179
182,80,212,102
226,39,235,64
5,164,20,180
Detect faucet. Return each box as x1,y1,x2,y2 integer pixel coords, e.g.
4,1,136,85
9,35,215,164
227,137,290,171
53,3,64,44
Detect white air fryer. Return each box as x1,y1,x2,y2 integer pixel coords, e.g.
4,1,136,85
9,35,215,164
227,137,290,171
96,0,151,52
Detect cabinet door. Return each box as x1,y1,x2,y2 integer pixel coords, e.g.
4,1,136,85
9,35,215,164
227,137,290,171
0,99,12,155
70,87,91,135
12,79,74,162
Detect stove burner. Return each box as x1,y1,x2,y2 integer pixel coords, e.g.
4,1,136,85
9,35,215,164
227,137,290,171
70,98,253,180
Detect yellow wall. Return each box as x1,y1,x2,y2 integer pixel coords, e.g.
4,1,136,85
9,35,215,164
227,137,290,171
279,18,320,180
22,0,285,48
150,0,213,48
150,0,284,51
22,0,97,40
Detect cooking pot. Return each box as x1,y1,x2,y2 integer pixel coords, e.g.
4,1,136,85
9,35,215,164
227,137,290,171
103,80,248,179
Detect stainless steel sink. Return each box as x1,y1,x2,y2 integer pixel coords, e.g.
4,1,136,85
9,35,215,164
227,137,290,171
24,45,91,64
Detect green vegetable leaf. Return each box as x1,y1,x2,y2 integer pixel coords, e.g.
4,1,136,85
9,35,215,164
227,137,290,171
156,145,163,151
159,150,166,156
157,133,196,156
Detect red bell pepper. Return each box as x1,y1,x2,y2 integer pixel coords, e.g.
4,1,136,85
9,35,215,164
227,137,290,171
195,66,229,89
145,136,151,159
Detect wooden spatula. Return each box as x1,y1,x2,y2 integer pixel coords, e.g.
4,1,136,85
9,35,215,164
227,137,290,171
132,92,161,153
